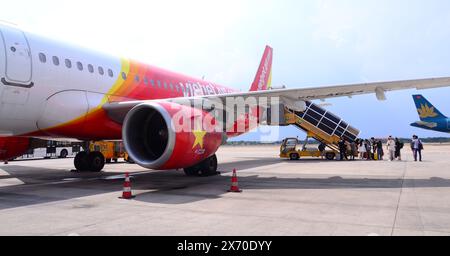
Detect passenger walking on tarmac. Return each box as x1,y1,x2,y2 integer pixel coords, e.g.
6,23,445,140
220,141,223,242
338,137,348,161
376,139,384,160
318,142,326,160
346,141,352,158
386,136,396,161
364,139,371,160
350,140,357,160
358,139,366,159
371,137,377,160
395,138,403,161
411,135,423,162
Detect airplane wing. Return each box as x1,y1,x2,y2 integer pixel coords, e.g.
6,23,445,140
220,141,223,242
104,76,450,123
221,77,450,101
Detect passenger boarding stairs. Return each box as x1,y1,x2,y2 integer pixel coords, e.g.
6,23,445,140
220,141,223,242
283,101,360,151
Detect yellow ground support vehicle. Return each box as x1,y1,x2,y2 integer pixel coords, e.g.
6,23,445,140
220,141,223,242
280,136,337,161
89,141,127,163
123,152,134,163
277,101,361,161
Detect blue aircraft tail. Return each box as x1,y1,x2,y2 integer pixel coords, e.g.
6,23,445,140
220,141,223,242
412,95,447,121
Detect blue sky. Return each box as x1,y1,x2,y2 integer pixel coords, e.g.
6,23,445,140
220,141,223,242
3,0,450,140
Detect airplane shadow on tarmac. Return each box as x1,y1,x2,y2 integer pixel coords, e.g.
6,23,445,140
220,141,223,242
1,158,450,208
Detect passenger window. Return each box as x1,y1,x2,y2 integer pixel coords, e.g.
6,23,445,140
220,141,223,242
52,56,60,66
170,83,174,91
88,64,94,73
135,75,140,83
176,85,179,92
150,80,155,87
157,81,161,88
108,69,114,77
77,62,83,71
39,53,47,63
65,59,72,68
143,77,149,85
164,82,168,89
98,67,104,75
121,72,127,80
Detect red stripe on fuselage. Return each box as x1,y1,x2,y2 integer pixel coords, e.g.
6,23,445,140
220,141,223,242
25,60,243,140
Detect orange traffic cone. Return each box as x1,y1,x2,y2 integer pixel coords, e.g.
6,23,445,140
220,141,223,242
120,172,135,199
228,169,242,193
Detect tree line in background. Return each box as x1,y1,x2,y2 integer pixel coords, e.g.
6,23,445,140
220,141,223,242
227,137,450,146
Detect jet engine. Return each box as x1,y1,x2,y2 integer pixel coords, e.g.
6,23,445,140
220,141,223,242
122,102,224,175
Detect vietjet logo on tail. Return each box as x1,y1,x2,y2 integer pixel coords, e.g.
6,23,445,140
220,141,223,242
250,46,273,92
258,50,272,91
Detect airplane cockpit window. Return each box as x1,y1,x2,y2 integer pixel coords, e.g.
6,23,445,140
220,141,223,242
39,53,47,63
121,72,127,80
108,69,114,77
52,56,60,66
88,64,94,73
65,59,72,68
77,62,83,71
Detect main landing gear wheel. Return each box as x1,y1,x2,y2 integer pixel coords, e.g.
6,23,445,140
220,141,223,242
87,152,105,172
74,151,89,171
74,151,105,172
184,154,219,177
325,152,336,161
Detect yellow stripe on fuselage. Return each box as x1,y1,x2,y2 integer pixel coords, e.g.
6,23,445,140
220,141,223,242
100,58,131,106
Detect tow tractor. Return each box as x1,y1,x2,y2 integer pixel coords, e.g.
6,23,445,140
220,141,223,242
280,133,337,161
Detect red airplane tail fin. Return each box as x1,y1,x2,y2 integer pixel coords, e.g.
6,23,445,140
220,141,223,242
249,45,273,92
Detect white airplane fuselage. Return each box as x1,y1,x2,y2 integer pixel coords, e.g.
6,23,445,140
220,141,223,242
0,23,235,139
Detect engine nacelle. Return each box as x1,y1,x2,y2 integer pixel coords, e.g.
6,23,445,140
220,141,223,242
281,97,307,112
122,102,224,170
0,137,30,160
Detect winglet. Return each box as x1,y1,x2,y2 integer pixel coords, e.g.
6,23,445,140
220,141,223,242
249,46,273,91
412,94,447,121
